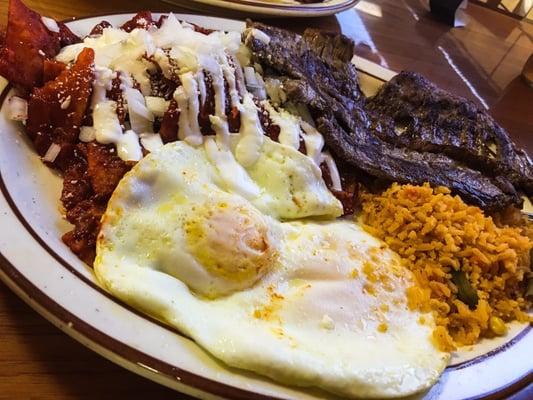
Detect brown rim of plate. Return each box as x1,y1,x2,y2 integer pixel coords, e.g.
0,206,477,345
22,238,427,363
0,12,532,399
188,0,359,12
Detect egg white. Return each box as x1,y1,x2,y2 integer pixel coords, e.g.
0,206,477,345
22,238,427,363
95,140,449,398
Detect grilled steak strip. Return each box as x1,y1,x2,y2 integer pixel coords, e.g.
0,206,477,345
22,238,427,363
246,22,522,211
366,71,533,197
316,116,518,210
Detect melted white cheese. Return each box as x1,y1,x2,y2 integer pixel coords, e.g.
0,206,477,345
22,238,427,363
204,136,260,200
145,96,170,117
55,13,341,194
235,93,264,167
222,62,240,108
205,60,226,121
173,74,202,146
250,28,271,45
196,69,206,106
93,100,123,144
93,100,142,161
209,115,230,149
300,120,325,166
118,130,142,161
262,101,301,150
180,72,202,144
174,86,192,143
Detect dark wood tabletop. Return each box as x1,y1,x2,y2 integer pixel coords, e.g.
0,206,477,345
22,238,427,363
0,0,532,398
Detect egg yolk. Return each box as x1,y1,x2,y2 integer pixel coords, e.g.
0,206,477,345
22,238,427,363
184,202,277,295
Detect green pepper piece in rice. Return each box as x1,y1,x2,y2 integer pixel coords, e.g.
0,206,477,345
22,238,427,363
452,270,479,309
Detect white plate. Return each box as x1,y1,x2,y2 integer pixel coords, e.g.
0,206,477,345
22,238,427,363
0,13,531,400
164,0,359,17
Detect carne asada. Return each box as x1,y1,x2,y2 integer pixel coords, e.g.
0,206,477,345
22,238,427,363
245,21,529,211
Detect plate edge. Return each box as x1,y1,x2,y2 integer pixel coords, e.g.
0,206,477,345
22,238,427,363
0,11,531,400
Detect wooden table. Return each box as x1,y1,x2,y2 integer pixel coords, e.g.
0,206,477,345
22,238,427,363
0,0,531,398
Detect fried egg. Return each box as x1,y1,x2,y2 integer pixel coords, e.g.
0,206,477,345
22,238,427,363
95,140,449,398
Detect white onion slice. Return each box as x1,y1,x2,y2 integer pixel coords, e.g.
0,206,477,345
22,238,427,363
43,143,61,163
7,96,28,121
117,130,142,161
251,28,271,45
41,16,60,33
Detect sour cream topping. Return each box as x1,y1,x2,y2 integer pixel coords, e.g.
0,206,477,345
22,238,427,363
55,13,341,194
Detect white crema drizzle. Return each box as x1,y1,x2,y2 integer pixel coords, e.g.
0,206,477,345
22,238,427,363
55,13,342,192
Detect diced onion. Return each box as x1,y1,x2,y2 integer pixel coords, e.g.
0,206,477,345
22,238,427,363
7,96,28,121
93,100,123,144
140,133,163,152
43,143,61,163
244,28,271,46
252,28,271,45
204,136,260,200
79,126,96,142
127,89,154,121
145,96,170,118
244,67,258,87
41,16,60,33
